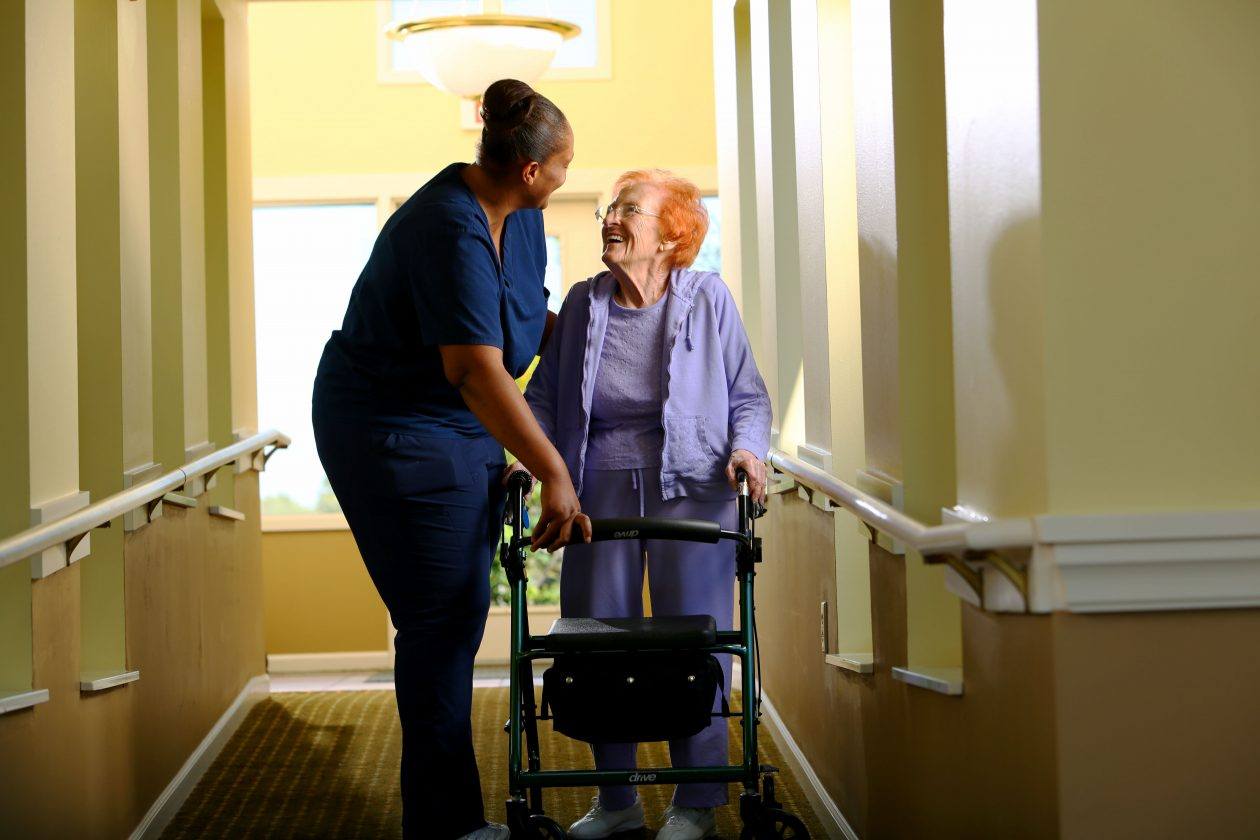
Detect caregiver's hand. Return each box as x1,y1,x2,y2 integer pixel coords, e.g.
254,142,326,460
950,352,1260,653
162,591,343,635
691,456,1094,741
501,461,534,491
726,449,767,504
533,477,592,553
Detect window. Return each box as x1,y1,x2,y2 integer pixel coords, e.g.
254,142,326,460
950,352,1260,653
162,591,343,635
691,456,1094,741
692,195,722,274
544,235,563,313
383,0,610,83
253,204,379,518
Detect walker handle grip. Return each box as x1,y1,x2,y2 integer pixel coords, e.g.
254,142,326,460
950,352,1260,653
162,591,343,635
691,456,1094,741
587,517,723,544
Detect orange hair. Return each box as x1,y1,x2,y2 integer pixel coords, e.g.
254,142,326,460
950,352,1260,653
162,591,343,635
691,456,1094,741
611,169,709,269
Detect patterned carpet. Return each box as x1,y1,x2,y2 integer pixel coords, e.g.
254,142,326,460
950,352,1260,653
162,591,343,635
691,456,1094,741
163,687,824,839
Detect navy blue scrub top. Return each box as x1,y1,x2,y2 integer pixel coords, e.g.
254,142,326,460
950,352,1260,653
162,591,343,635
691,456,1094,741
315,162,549,437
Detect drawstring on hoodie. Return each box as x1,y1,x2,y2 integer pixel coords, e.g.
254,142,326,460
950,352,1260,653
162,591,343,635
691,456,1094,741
684,307,694,350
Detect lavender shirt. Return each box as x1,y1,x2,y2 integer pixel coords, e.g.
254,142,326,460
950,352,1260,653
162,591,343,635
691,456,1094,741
585,294,669,470
525,269,772,501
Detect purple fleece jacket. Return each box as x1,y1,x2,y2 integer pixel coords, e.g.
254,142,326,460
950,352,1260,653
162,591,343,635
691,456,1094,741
524,268,772,501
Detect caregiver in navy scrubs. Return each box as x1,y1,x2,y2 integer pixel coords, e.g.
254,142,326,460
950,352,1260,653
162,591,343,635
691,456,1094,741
312,79,591,840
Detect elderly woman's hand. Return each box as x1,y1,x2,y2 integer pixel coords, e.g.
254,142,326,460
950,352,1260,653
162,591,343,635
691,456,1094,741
726,449,767,504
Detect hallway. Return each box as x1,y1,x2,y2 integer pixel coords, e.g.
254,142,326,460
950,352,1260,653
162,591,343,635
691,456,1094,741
162,675,826,839
3,0,1260,837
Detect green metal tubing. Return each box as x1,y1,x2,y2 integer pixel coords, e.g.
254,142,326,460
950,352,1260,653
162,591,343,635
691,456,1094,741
508,575,526,794
739,571,759,787
519,766,748,788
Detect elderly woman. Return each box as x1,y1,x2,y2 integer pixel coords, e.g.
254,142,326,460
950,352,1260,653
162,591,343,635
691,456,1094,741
520,170,771,840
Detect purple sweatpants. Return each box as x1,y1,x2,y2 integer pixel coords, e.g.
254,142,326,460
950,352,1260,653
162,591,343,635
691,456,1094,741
559,467,736,810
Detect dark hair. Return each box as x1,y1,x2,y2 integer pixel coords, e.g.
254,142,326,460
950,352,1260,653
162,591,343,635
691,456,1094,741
477,79,570,173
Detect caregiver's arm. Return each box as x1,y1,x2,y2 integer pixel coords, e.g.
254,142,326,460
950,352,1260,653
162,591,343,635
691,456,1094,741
440,344,591,551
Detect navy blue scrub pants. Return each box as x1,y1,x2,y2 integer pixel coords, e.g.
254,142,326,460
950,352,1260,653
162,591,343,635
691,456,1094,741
313,414,506,840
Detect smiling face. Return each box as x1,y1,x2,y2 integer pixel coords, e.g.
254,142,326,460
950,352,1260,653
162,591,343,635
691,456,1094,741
601,182,674,272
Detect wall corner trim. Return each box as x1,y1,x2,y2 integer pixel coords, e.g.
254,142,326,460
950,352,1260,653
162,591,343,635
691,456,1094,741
760,691,860,840
128,674,270,840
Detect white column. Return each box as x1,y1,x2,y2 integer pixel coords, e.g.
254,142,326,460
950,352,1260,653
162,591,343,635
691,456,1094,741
26,0,88,579
787,0,834,470
747,0,783,445
221,0,259,440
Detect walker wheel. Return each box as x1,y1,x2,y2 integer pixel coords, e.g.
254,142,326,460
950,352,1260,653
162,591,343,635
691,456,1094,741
739,807,809,840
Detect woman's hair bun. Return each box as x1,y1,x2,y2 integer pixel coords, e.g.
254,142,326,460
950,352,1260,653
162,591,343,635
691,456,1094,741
479,79,537,127
475,78,570,174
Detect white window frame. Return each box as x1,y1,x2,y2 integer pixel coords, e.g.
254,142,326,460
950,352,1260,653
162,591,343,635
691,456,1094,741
376,0,613,87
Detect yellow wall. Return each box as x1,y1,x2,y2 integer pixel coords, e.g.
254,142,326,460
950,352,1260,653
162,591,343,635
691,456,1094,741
263,531,389,654
1037,0,1260,514
249,0,720,658
248,0,717,179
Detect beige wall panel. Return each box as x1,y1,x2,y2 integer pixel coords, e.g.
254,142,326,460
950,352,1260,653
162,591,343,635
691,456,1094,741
25,0,81,508
1053,610,1260,837
0,474,265,837
262,531,389,655
119,0,155,472
178,0,210,452
757,494,1059,836
1037,0,1260,513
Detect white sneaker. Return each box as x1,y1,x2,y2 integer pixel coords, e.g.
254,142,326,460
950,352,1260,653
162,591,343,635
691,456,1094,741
655,804,717,840
568,795,647,838
458,822,510,840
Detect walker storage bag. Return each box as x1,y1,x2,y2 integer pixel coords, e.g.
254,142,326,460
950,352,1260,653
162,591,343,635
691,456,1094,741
541,652,724,743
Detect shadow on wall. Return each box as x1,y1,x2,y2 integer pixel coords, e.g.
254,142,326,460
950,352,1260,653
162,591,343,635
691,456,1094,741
983,214,1048,516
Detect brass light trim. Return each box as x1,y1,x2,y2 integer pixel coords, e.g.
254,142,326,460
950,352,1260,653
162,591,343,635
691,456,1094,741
386,14,582,42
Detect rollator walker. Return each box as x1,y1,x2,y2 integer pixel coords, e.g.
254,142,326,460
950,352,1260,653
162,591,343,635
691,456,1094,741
499,470,809,839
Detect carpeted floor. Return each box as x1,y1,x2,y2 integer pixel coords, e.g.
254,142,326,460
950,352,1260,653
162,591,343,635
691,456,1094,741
163,687,824,838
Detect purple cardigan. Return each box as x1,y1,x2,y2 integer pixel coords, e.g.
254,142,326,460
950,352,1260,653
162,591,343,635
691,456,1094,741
524,269,772,501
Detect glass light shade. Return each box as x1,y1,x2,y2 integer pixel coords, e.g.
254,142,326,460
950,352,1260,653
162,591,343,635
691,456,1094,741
388,15,581,99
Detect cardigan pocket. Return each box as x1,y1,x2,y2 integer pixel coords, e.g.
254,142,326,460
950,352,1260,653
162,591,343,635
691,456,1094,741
665,415,720,474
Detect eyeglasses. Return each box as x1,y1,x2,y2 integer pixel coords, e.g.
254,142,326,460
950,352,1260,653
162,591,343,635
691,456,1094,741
595,202,660,223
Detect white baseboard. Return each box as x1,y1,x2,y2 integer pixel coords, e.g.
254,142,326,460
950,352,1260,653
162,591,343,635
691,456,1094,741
266,651,393,673
759,690,858,840
129,674,270,840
